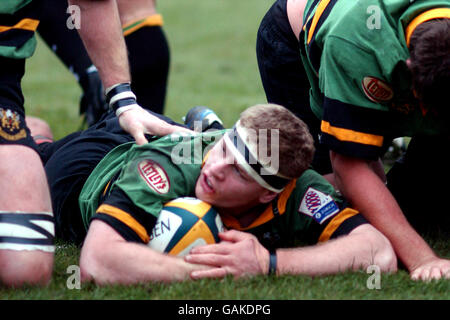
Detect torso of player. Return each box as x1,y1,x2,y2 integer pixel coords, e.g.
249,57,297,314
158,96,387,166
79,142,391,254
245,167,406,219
287,0,307,40
117,0,158,26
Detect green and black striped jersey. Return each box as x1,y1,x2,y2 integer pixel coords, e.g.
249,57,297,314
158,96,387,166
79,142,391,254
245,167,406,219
300,0,450,160
0,0,40,59
79,130,367,248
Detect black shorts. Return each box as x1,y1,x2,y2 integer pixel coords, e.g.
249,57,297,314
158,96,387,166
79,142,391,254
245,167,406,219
126,25,170,115
40,111,186,244
0,56,37,151
387,135,450,236
256,0,332,174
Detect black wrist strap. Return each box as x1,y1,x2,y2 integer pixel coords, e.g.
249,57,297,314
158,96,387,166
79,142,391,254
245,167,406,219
268,249,277,276
105,83,138,113
105,83,132,103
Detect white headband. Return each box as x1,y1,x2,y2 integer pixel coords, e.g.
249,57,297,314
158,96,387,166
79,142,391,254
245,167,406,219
223,120,291,193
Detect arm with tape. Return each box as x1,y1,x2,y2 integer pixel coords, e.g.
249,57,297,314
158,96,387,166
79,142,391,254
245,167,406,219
106,83,193,145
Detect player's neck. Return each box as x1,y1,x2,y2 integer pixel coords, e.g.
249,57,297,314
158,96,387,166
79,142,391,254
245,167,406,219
220,203,266,228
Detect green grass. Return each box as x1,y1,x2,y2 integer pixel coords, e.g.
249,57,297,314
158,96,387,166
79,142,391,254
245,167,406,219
3,0,448,300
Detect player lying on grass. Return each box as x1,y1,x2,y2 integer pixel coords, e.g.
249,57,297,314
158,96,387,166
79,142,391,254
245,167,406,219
28,104,396,285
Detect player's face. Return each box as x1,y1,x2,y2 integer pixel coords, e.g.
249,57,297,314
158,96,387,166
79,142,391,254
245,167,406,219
195,138,266,213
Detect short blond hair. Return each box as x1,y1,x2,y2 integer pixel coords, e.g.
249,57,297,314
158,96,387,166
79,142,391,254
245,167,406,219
239,103,315,178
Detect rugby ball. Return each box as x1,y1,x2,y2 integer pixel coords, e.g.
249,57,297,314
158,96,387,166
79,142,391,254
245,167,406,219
147,197,224,256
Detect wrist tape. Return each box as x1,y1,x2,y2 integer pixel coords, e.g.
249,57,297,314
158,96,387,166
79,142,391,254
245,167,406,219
105,83,141,117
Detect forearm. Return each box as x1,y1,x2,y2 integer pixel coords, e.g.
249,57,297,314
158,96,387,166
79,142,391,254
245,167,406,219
69,0,130,88
80,221,200,285
331,152,437,271
276,224,396,276
81,243,195,285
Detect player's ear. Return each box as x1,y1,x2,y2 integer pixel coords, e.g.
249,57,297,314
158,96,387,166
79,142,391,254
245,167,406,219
258,189,278,204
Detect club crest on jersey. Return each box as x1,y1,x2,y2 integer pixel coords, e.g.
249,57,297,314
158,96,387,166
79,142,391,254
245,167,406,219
138,159,170,194
0,108,27,141
298,187,339,224
362,77,394,103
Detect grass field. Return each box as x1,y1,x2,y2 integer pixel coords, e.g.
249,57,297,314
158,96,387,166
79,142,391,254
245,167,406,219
1,0,449,301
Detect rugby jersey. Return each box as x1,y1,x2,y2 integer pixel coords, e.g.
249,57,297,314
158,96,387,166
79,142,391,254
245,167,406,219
0,0,40,59
78,130,366,248
300,0,450,160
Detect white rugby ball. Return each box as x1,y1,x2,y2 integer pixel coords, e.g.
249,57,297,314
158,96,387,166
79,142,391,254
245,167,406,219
148,197,224,256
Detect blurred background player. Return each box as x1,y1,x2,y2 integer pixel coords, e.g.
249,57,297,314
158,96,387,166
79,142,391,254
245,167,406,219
0,0,54,287
0,0,177,286
256,0,450,281
38,0,170,126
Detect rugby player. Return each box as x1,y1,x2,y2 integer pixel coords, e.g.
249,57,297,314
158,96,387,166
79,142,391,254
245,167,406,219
30,104,396,284
0,0,177,287
0,0,54,287
38,0,170,126
256,0,450,280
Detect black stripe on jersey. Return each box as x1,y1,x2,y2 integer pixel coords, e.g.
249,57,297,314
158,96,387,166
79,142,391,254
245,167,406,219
94,187,158,243
0,1,40,48
321,97,395,160
295,199,347,245
99,170,122,203
303,0,321,27
303,0,320,28
330,214,368,240
0,1,40,26
306,0,338,73
92,213,145,243
0,28,34,47
320,131,383,160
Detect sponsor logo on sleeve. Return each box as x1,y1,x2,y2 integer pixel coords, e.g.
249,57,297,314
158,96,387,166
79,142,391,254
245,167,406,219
138,159,170,194
298,187,340,224
362,77,394,103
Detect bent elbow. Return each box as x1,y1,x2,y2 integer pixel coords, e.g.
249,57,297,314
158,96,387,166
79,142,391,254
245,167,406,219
373,236,398,273
79,246,107,284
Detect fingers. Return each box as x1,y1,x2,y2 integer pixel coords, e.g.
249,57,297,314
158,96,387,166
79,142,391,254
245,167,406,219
189,242,230,255
191,267,227,280
185,252,230,266
411,264,450,281
131,130,149,145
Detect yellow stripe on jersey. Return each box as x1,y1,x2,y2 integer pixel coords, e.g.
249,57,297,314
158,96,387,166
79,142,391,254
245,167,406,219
123,14,164,36
220,179,297,231
102,180,111,197
97,204,149,243
406,8,450,47
318,208,359,242
0,18,39,33
307,0,331,44
321,120,384,147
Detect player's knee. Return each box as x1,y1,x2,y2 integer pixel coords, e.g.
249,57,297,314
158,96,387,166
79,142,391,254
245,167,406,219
0,250,53,287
